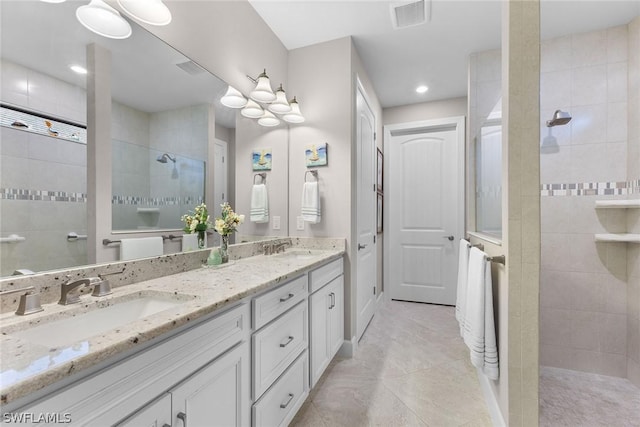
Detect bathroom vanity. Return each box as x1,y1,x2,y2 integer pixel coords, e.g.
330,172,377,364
0,240,345,426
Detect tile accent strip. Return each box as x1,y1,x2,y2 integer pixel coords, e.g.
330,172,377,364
541,179,640,196
0,188,87,202
111,195,204,206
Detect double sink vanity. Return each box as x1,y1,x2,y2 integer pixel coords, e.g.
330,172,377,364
0,238,345,426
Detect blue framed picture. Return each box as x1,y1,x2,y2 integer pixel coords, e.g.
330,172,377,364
305,142,327,167
252,148,272,171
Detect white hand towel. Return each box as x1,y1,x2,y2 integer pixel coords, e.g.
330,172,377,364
250,183,269,223
463,247,499,380
455,239,472,336
301,181,321,223
182,233,199,252
120,237,163,261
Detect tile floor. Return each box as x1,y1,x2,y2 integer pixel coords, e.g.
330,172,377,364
291,300,492,426
539,366,640,427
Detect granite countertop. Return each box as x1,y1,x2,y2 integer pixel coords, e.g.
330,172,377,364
0,247,344,406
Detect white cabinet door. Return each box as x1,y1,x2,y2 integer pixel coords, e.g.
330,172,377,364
116,394,171,427
309,275,344,388
328,275,344,360
170,342,250,427
309,285,331,388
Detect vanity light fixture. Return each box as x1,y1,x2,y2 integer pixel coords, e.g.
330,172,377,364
220,86,248,109
117,0,172,26
249,69,277,103
416,85,428,94
282,97,305,123
76,0,132,39
70,65,88,74
268,84,292,114
40,0,67,3
258,110,280,127
241,99,264,119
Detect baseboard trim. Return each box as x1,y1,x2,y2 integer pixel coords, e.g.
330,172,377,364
476,368,506,427
376,291,385,307
337,336,358,358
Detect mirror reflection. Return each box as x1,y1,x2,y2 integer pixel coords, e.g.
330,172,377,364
0,0,237,277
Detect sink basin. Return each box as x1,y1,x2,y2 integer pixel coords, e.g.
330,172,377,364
274,249,325,260
9,291,194,348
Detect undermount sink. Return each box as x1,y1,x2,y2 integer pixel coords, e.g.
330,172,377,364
274,249,325,260
9,291,194,348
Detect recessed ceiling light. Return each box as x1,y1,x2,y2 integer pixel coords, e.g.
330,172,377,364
70,65,88,75
416,85,428,94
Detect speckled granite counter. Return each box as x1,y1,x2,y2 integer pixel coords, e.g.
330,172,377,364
0,239,344,406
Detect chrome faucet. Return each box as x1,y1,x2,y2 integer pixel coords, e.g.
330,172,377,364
273,241,291,254
58,276,103,305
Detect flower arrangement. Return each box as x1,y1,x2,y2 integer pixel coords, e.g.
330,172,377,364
214,202,245,236
181,203,211,233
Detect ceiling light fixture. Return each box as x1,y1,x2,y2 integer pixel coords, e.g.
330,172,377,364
416,85,428,94
268,84,291,114
76,0,132,39
117,0,172,26
249,69,276,103
258,110,280,127
283,97,305,123
70,65,88,74
221,86,248,109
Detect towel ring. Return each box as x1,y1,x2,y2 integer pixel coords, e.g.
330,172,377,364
305,170,318,182
254,173,266,184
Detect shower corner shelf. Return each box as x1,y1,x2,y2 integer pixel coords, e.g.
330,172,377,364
594,199,640,209
594,233,640,243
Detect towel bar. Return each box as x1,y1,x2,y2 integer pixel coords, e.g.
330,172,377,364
162,234,180,241
472,243,484,251
254,172,266,184
103,239,121,246
487,255,505,265
305,169,318,182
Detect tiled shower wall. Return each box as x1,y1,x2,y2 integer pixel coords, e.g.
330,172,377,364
0,60,87,276
540,22,638,379
627,16,640,388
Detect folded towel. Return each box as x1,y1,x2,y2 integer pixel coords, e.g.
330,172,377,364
120,237,163,261
455,239,472,336
250,184,269,223
463,247,499,380
301,181,321,223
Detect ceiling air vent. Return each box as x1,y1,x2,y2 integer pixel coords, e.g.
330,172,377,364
390,0,430,29
175,60,206,76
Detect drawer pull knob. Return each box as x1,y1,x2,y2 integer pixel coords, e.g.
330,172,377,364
177,412,187,427
280,393,295,409
279,293,295,302
329,292,336,309
280,336,294,347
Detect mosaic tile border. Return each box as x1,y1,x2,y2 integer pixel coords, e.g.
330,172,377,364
541,179,640,196
111,195,204,206
0,105,87,144
0,188,86,202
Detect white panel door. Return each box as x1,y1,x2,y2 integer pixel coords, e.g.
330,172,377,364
387,118,464,305
356,84,377,340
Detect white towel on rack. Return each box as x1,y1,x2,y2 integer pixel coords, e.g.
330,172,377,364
463,247,499,380
301,181,321,223
455,239,472,336
250,184,269,223
120,237,163,261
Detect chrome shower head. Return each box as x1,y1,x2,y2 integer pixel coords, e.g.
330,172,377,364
156,153,176,164
546,110,572,127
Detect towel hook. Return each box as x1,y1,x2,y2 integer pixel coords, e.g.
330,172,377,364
305,170,318,182
487,255,506,265
254,173,266,185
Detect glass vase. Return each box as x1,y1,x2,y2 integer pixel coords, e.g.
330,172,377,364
220,235,229,263
197,230,206,249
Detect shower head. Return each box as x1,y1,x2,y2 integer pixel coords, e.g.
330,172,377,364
546,110,572,127
156,153,176,164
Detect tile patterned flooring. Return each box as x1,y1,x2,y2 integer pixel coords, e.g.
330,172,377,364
540,366,640,427
291,300,492,426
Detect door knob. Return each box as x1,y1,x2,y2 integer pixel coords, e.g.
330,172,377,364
443,235,454,241
358,243,367,250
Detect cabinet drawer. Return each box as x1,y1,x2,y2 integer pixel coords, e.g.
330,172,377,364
253,351,309,427
309,257,343,294
252,301,308,399
253,275,307,330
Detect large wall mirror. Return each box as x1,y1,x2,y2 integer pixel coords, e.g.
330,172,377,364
0,0,239,277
